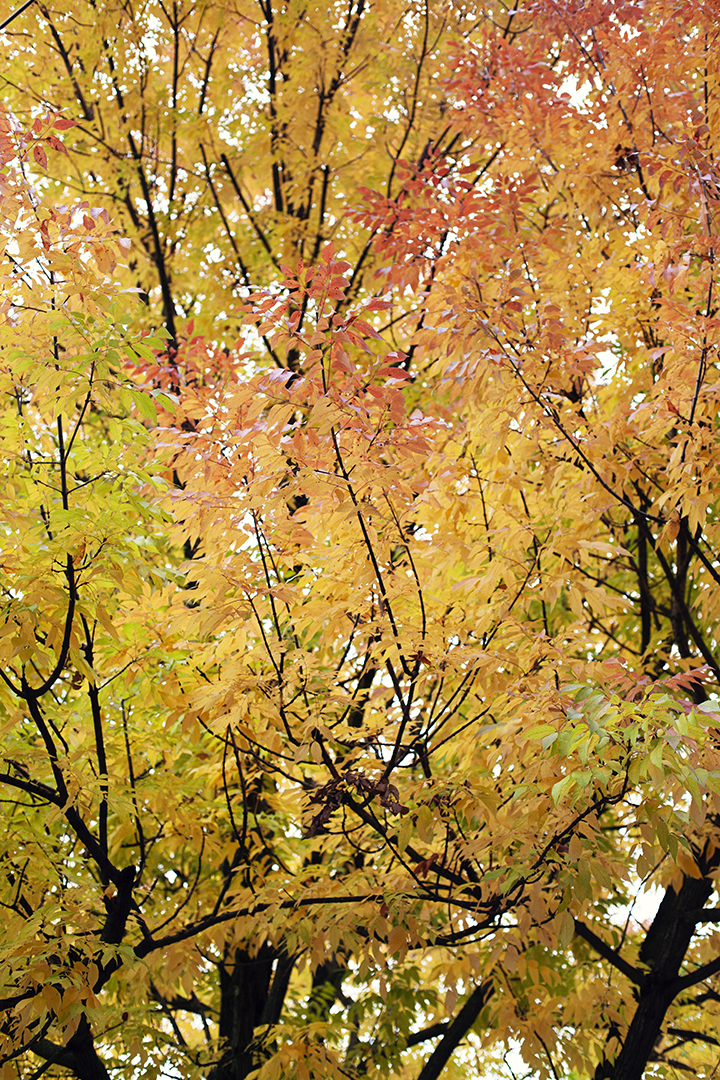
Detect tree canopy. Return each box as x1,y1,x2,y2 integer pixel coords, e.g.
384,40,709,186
1,0,720,1078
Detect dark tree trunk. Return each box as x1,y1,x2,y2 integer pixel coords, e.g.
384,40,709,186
596,845,719,1080
212,943,275,1080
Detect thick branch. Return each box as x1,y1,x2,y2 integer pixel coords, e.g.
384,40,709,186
574,919,645,987
673,952,720,991
415,979,493,1080
406,1021,448,1048
32,1017,111,1080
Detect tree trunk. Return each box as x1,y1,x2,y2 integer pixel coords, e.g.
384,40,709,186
597,849,718,1080
212,943,275,1080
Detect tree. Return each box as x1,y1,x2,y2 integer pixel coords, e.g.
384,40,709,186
1,0,720,1078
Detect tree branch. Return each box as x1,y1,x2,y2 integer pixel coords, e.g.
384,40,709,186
0,0,34,31
666,1028,720,1048
405,1021,448,1048
574,919,645,987
415,978,493,1080
674,952,720,991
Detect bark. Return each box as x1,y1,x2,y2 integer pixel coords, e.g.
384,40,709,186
210,943,275,1080
595,843,720,1080
259,949,296,1027
415,979,493,1080
33,1018,111,1080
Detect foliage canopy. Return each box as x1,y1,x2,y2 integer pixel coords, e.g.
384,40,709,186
1,0,720,1078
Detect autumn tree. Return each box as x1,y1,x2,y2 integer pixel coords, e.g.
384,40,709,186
1,0,720,1079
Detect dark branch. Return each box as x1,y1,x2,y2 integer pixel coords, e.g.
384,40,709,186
415,978,493,1080
574,919,645,987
